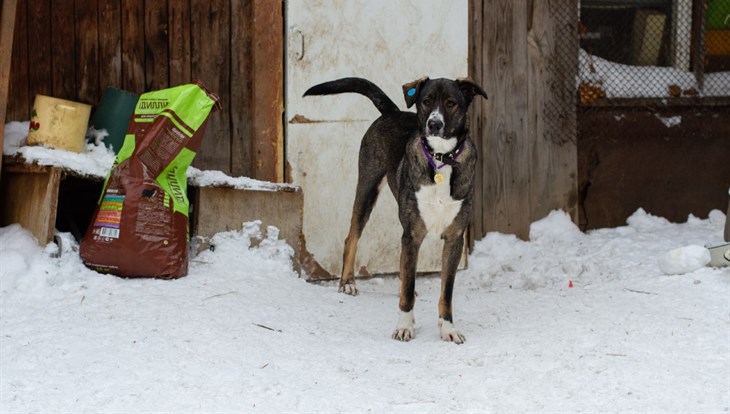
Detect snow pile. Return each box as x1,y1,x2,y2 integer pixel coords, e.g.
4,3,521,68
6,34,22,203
464,208,727,291
657,244,712,275
200,221,296,274
187,168,300,192
4,121,297,192
528,209,583,243
2,121,30,153
3,121,116,178
579,49,730,98
626,207,672,231
580,49,696,98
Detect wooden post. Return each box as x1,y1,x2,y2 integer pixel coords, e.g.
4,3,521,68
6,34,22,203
230,0,254,178
468,0,483,248
471,0,532,239
469,0,578,240
251,0,284,183
0,0,18,180
190,0,232,174
526,0,579,225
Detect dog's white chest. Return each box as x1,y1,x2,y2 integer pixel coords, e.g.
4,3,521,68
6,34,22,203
415,166,463,236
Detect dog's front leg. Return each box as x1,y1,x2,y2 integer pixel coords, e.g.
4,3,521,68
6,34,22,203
438,230,466,344
393,226,425,341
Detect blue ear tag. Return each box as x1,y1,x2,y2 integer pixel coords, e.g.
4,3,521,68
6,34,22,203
407,88,416,97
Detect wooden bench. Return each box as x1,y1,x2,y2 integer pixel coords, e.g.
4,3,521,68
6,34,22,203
0,155,330,280
0,156,83,245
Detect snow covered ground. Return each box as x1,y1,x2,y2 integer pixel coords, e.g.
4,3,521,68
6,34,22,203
1,121,729,412
1,208,728,413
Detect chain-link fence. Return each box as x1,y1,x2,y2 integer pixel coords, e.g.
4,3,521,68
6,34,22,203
577,0,730,104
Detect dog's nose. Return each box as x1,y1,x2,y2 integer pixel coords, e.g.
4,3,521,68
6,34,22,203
427,118,444,134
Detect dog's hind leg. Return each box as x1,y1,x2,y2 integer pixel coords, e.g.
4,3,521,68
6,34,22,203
340,173,385,295
438,229,466,344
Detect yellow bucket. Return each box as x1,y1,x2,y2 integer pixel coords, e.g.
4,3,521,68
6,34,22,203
27,95,91,153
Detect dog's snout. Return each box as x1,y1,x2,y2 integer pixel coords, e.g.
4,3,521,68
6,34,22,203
427,118,444,134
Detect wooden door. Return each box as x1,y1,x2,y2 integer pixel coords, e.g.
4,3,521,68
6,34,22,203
285,0,469,276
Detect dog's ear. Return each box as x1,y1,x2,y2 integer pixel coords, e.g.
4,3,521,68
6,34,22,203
402,76,429,108
457,78,488,105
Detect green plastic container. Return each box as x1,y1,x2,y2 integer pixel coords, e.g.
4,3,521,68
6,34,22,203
707,0,730,30
91,87,139,153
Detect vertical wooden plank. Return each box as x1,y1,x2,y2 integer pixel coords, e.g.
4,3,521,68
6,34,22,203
230,0,253,177
1,0,19,178
527,0,578,224
75,0,100,103
251,0,283,182
481,0,531,239
190,0,231,174
121,0,145,93
51,0,77,100
468,0,484,244
168,0,191,86
98,0,122,91
472,0,487,240
478,0,496,240
145,0,169,91
27,0,53,99
7,0,29,122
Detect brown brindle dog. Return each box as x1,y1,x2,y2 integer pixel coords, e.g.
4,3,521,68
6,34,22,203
304,77,487,343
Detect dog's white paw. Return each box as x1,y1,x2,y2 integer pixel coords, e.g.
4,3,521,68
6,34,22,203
392,310,415,341
439,318,465,344
339,281,358,296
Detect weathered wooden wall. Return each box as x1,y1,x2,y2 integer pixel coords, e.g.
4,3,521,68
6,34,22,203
578,105,730,229
0,0,18,178
469,0,579,240
5,0,283,180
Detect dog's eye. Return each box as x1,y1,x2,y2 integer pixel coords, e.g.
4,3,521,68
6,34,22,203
422,99,432,107
445,99,457,108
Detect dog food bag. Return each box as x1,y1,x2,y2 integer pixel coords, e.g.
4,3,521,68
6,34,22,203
80,82,220,279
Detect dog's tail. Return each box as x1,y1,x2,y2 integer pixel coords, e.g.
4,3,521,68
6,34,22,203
303,77,399,115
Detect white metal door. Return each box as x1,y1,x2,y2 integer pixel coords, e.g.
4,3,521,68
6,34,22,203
285,0,468,276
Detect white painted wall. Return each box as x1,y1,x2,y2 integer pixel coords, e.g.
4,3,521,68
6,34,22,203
286,0,468,276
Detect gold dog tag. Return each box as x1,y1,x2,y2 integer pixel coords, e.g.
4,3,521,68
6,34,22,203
434,173,444,184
